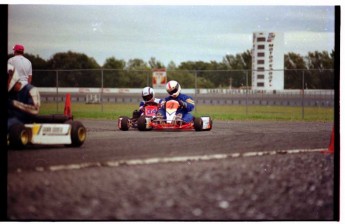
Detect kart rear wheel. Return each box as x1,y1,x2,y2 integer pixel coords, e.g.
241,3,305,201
65,121,87,147
8,123,30,149
194,117,203,131
137,116,149,131
118,116,130,131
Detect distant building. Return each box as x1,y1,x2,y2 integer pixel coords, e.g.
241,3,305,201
251,32,284,91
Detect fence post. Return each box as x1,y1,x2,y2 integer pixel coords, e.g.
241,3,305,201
194,70,198,113
56,70,59,113
302,70,305,119
101,69,104,112
246,70,248,116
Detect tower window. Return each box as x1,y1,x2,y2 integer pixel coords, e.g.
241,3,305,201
257,45,265,50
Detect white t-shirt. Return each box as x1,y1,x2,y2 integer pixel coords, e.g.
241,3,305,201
8,55,32,88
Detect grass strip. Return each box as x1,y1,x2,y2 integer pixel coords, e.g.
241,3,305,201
39,102,334,122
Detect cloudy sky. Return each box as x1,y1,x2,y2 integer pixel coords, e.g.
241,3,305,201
8,4,336,66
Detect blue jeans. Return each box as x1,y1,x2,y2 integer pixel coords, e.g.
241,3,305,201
8,117,23,132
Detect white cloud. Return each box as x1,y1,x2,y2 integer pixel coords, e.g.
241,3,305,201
8,5,336,66
284,31,335,55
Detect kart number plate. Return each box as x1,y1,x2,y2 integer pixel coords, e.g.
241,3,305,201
145,106,158,117
41,124,69,136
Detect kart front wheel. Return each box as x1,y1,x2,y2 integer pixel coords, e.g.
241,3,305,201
118,116,130,131
138,116,151,131
66,121,87,147
8,123,30,149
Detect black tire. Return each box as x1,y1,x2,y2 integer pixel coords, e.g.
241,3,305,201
137,116,149,131
66,121,87,147
194,117,203,131
118,116,130,131
8,123,30,148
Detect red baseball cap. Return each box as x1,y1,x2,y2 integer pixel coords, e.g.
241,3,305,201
13,44,24,52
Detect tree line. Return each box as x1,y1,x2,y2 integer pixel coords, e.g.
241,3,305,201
8,49,335,89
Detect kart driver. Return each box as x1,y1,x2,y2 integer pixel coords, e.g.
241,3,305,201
158,80,195,123
139,87,162,112
132,87,162,118
8,64,41,131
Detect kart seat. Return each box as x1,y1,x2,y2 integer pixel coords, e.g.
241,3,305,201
31,114,72,123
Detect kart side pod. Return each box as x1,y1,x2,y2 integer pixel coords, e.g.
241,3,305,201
194,116,212,131
8,121,86,148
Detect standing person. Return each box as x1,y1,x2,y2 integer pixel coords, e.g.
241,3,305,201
8,44,32,90
7,64,40,131
158,80,195,123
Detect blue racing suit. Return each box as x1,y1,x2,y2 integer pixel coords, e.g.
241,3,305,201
158,93,195,122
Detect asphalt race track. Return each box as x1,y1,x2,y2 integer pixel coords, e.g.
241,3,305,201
7,120,335,221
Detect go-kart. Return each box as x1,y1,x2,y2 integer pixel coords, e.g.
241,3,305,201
7,114,87,149
118,100,212,131
118,101,159,131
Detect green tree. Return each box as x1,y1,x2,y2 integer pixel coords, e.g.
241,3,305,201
167,70,196,88
26,54,50,87
126,58,149,70
178,61,217,88
47,51,100,69
125,58,150,87
103,57,126,87
306,51,333,70
284,52,307,89
46,51,100,87
305,51,334,89
167,61,177,70
148,57,164,69
222,51,251,88
24,54,48,69
8,48,334,90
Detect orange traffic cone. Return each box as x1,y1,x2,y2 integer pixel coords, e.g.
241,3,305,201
64,93,72,119
322,127,334,154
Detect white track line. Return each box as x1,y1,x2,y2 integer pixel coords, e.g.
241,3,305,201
29,148,327,173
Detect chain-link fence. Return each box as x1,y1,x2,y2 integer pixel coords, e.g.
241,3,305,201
33,69,335,120
32,69,335,89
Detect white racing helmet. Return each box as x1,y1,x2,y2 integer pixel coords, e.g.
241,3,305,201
8,64,20,92
166,80,181,98
142,87,155,102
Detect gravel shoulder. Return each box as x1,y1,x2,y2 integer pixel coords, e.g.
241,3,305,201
8,151,335,220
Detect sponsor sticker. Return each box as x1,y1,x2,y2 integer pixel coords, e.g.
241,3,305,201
42,125,69,136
